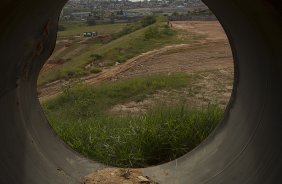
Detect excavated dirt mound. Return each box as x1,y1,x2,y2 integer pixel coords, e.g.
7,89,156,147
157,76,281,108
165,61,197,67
38,21,234,183
38,21,233,102
83,168,158,184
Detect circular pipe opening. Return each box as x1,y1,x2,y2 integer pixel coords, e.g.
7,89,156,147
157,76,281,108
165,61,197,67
38,2,234,172
0,0,281,183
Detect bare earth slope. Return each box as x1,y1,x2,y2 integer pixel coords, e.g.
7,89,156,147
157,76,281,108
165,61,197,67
39,21,234,110
39,21,234,184
39,21,233,104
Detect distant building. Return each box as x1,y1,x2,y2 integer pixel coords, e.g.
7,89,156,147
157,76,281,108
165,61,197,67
71,12,92,20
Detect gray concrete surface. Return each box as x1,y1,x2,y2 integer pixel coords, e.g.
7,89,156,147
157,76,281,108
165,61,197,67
0,0,281,183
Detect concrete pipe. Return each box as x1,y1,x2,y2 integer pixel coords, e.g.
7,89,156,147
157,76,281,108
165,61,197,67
0,0,281,183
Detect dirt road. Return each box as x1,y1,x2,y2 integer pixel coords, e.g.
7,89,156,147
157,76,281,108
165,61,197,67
38,21,234,105
38,21,234,184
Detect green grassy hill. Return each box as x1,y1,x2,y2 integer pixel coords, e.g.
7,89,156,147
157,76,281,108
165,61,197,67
38,17,201,86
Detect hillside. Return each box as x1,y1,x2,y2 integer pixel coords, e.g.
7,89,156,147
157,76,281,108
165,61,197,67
38,17,201,86
39,20,234,171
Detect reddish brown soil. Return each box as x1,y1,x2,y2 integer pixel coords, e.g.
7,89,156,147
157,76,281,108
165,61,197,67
39,21,233,108
39,21,234,183
83,168,157,184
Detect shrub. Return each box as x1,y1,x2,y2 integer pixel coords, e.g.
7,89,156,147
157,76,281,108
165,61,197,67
111,16,156,40
111,25,135,39
90,54,103,61
90,68,102,74
141,16,157,27
65,68,88,79
66,70,76,78
144,27,160,40
161,27,175,36
144,25,175,40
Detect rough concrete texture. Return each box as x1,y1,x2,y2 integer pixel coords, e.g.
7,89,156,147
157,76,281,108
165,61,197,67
0,0,282,183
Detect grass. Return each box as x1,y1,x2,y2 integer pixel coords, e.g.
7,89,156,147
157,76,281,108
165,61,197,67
47,104,222,168
91,24,178,66
42,73,191,116
38,17,201,86
42,73,223,167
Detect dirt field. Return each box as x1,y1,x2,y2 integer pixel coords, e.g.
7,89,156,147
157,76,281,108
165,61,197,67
39,21,234,113
39,21,234,184
110,22,233,112
83,168,157,184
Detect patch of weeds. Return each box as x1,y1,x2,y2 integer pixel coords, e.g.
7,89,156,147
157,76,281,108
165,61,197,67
90,68,102,74
144,26,175,40
141,16,157,27
42,73,223,167
105,60,116,67
45,103,223,168
65,68,88,79
90,54,103,60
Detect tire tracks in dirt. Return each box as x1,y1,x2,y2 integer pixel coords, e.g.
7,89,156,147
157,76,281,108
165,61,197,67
38,21,233,102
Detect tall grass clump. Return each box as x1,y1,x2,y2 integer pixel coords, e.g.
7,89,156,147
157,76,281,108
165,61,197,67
42,73,224,167
45,105,223,168
43,73,190,117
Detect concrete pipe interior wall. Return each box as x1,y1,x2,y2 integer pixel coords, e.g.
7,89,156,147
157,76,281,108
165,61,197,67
0,0,282,183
